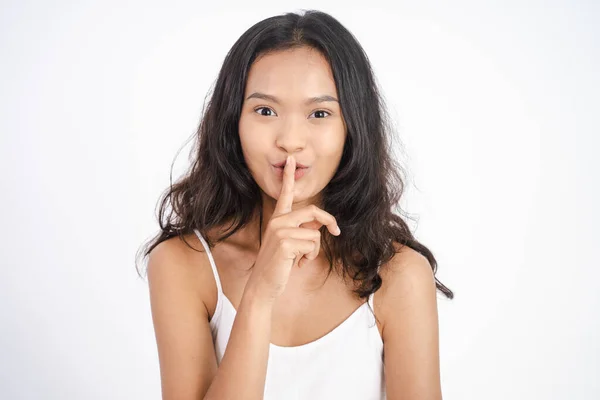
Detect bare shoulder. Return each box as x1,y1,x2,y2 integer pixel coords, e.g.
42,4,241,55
378,243,435,287
147,232,217,318
376,243,437,332
376,243,442,398
146,232,220,399
148,232,206,268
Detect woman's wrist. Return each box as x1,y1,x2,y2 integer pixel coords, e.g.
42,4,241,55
243,273,279,307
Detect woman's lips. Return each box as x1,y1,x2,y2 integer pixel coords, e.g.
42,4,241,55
272,165,309,180
272,160,310,169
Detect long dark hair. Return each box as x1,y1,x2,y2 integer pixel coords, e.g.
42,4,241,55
136,9,454,301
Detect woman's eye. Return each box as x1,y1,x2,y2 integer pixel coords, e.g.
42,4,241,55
254,107,276,117
310,110,331,119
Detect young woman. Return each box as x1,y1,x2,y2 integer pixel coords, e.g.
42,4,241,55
138,9,454,400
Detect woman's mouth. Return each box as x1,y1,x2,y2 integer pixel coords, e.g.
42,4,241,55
272,165,309,180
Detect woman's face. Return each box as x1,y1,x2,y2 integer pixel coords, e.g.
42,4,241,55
238,46,347,208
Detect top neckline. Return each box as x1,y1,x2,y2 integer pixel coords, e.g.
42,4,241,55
218,292,372,352
194,228,382,352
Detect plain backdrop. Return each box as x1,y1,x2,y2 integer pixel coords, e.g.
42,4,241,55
1,1,598,399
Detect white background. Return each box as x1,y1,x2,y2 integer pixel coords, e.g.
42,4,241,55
1,1,598,399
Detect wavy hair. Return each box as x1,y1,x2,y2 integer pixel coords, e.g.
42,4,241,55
136,9,454,301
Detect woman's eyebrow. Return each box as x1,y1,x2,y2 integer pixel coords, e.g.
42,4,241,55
245,92,339,105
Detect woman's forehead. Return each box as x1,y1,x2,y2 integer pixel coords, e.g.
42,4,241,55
244,48,337,101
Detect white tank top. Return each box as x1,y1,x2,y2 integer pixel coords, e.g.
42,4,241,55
194,229,386,399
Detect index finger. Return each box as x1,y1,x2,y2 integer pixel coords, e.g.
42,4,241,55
273,155,296,216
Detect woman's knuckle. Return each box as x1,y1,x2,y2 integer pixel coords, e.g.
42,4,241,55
280,238,291,250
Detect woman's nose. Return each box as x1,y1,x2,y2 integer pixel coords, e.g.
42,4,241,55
276,119,308,151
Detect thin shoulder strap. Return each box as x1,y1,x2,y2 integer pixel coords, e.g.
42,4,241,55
367,264,382,310
368,291,375,310
194,229,223,294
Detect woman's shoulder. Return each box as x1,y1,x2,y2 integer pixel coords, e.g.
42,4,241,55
149,232,208,267
379,242,430,279
146,233,218,310
376,242,437,329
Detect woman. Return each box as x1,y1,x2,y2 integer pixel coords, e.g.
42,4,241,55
138,9,454,400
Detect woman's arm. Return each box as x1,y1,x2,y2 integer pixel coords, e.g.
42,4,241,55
379,248,443,400
148,238,273,400
203,280,273,400
147,239,218,399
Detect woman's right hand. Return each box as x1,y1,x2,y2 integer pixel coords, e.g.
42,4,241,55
247,155,341,302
